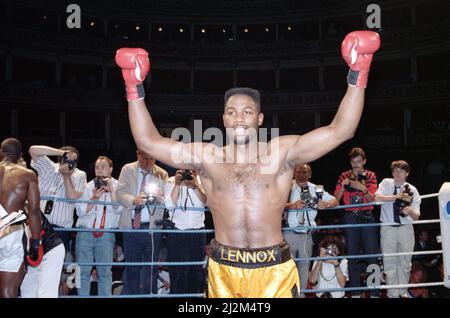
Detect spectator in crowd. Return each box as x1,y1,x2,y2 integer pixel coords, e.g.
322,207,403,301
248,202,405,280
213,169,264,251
407,264,429,298
413,229,439,272
28,145,87,251
429,257,450,298
75,156,121,296
20,213,65,298
375,160,421,298
164,169,207,295
284,163,338,297
116,150,168,295
310,236,348,298
334,147,378,298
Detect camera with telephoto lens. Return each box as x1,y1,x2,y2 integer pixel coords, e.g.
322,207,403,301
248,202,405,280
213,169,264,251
326,244,338,257
61,152,77,170
394,184,413,218
180,170,193,181
94,176,109,189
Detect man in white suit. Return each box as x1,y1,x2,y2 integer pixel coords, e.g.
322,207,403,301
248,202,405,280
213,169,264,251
116,150,168,295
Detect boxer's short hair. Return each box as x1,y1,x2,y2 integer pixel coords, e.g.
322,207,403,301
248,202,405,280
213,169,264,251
224,87,261,111
0,138,22,159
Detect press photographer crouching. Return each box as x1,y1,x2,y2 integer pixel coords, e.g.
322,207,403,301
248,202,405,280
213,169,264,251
310,236,348,298
334,147,379,297
164,169,207,294
375,160,421,298
284,164,338,298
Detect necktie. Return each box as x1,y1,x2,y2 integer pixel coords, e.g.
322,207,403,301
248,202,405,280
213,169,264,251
393,186,401,224
133,171,149,229
92,205,107,238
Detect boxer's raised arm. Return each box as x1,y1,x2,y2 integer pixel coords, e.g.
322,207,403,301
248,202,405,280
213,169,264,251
116,48,201,169
285,31,380,165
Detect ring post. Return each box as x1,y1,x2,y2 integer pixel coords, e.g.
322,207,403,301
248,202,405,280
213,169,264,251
438,182,450,288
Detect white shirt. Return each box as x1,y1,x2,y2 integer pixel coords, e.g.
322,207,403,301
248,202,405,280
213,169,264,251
375,179,421,224
75,178,121,229
132,167,166,224
313,259,349,298
31,156,87,228
288,181,335,233
164,176,205,230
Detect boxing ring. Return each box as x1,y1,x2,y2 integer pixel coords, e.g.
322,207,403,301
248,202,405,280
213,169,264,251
45,182,449,298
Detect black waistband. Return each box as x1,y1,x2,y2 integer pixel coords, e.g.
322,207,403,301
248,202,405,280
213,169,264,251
210,239,291,269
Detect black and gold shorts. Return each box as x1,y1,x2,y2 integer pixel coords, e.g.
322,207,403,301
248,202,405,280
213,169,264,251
207,239,300,298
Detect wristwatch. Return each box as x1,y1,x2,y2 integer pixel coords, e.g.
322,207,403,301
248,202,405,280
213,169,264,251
334,263,340,268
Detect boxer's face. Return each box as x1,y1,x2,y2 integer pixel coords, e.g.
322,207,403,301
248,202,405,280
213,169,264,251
223,94,264,145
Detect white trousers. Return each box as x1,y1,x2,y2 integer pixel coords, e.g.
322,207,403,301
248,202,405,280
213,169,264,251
380,224,415,298
20,243,65,298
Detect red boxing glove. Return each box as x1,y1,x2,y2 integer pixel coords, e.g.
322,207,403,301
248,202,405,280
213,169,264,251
115,48,150,101
26,238,44,267
341,31,381,88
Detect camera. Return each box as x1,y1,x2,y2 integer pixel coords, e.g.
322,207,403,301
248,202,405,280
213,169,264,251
315,185,324,201
357,171,367,181
43,200,54,214
94,176,109,189
394,184,413,218
143,193,157,205
180,170,193,181
300,184,316,209
326,244,338,257
61,152,77,170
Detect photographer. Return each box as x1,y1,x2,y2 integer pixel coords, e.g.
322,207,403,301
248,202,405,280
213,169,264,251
164,169,207,294
116,150,168,295
29,145,87,253
310,236,348,298
375,160,421,298
75,156,120,296
284,164,338,297
334,147,378,297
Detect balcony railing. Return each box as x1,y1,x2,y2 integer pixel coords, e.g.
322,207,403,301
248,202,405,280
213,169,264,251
1,19,449,58
0,80,448,112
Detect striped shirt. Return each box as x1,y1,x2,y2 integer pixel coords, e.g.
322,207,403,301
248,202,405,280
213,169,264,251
334,169,377,212
31,156,87,228
75,177,121,229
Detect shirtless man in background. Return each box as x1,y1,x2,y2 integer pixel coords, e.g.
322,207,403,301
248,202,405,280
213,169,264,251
0,138,42,298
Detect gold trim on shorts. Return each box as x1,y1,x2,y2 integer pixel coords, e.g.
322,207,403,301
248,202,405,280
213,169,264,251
210,239,291,269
